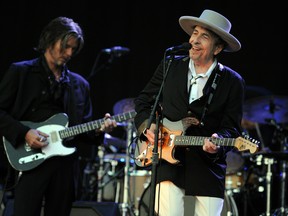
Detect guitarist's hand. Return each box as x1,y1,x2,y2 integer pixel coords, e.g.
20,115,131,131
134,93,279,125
25,129,49,149
98,113,117,133
143,123,162,145
203,133,219,154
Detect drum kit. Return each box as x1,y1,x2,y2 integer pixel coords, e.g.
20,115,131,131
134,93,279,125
224,95,288,216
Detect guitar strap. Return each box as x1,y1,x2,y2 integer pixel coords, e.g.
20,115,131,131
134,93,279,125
198,63,223,127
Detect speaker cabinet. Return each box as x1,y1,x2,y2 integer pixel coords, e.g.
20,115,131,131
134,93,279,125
3,199,121,216
71,201,121,216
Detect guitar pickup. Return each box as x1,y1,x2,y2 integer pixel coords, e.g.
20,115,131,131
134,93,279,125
19,153,46,164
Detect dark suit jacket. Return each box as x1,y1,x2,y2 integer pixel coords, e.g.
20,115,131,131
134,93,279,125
134,55,245,198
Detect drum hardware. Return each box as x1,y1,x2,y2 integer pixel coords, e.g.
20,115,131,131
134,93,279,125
256,150,288,216
98,153,129,202
263,157,274,216
95,125,140,215
278,136,288,216
82,150,127,202
236,153,275,216
260,121,288,216
222,190,239,216
112,97,141,215
117,122,149,216
120,121,134,216
80,158,98,201
79,98,137,206
97,145,105,202
81,151,122,202
239,93,288,215
228,151,274,216
269,134,288,216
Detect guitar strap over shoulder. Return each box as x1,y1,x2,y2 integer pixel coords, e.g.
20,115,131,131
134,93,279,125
198,63,222,126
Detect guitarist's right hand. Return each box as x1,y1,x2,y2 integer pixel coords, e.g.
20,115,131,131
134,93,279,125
25,129,49,149
143,123,162,145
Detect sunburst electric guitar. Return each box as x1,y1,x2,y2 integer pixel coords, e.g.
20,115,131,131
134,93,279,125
3,111,136,172
134,118,260,167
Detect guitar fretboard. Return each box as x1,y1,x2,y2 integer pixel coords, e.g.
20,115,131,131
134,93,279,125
59,111,136,139
174,136,236,147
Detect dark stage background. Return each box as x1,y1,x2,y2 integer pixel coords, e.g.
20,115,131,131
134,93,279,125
0,1,287,215
0,1,287,119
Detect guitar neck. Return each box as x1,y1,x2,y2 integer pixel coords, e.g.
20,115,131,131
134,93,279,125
59,111,136,139
174,136,236,147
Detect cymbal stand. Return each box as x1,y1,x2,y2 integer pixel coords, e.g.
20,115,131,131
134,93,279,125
278,160,287,216
276,135,287,215
264,157,274,216
120,121,134,216
97,145,105,202
269,120,288,216
225,189,239,216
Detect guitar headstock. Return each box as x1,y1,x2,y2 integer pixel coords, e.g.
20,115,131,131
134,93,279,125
234,136,260,153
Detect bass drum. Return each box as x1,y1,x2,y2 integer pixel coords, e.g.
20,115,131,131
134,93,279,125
138,184,238,216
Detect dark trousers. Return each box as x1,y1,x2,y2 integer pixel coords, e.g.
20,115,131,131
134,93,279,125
14,154,76,216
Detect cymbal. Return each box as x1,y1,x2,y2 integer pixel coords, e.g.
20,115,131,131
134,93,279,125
243,95,288,124
113,98,135,115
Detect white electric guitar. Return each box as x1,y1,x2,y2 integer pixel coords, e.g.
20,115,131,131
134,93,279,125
3,111,136,171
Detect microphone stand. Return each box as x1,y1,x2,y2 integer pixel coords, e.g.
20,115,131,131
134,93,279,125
121,121,133,216
148,110,161,216
147,53,174,216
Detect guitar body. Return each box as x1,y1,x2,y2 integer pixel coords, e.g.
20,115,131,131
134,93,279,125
3,113,72,171
134,118,184,167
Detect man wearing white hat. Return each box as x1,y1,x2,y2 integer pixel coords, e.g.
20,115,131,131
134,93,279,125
134,9,245,216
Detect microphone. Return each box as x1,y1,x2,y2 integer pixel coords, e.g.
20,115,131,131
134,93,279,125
166,42,192,53
102,46,130,57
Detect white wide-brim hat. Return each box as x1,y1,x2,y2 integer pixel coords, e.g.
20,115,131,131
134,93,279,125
179,10,241,52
